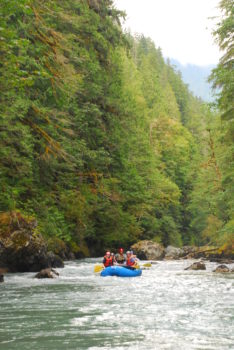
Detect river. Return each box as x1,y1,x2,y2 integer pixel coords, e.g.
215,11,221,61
0,259,233,350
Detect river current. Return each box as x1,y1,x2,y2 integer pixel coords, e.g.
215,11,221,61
0,259,233,350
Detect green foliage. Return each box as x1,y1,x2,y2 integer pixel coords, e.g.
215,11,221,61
209,0,234,119
0,0,232,255
204,0,234,249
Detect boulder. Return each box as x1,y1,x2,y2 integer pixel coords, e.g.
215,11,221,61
0,274,4,283
47,237,88,260
0,211,64,272
131,240,165,260
35,268,59,279
47,251,64,268
185,262,206,270
165,245,184,260
47,237,69,260
213,265,230,273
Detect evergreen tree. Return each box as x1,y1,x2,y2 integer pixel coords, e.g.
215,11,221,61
0,0,232,255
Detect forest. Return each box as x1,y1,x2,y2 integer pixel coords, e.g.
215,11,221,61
0,0,233,256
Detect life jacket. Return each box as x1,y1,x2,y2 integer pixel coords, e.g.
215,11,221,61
116,254,125,264
126,256,136,267
103,255,113,267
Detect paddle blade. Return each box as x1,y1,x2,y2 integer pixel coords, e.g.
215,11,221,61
142,262,152,268
132,263,151,269
94,265,104,273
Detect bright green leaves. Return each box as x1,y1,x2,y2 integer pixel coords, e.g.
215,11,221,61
1,0,230,254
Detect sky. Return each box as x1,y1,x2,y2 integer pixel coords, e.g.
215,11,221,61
114,0,221,66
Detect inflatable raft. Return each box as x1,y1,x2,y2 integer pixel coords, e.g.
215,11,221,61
100,266,142,277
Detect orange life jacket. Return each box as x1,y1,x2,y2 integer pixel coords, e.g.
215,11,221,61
103,255,113,267
126,257,135,267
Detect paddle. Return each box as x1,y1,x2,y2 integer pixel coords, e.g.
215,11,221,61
141,262,152,268
94,262,151,273
94,264,104,273
135,262,152,269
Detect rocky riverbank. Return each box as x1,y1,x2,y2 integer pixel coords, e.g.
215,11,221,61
0,212,64,273
131,240,234,263
0,211,92,275
1,214,233,279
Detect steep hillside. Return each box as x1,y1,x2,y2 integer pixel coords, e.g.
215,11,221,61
0,0,232,256
170,59,216,102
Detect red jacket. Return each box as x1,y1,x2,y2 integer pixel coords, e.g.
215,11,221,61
103,255,114,267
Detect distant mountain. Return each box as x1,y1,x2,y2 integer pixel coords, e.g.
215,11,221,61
169,59,216,102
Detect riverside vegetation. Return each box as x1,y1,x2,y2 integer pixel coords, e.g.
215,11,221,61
0,0,233,264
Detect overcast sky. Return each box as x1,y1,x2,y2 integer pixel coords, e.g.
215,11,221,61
114,0,221,66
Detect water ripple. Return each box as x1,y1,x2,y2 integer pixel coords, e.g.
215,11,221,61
0,259,233,349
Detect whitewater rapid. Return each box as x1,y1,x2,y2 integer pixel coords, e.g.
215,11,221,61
0,259,233,349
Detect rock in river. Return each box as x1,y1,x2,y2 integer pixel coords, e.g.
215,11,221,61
35,268,59,279
165,245,184,259
213,265,230,273
131,240,165,260
185,262,206,270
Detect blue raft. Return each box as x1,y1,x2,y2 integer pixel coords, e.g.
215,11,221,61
100,266,142,277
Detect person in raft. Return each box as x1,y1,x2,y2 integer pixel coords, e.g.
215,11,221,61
126,251,138,267
111,252,117,264
103,251,115,267
130,250,138,260
115,248,126,264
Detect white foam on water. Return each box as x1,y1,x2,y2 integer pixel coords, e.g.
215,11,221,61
1,259,233,350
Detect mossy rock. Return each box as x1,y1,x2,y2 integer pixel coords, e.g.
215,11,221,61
0,211,37,241
0,211,63,272
47,237,67,258
131,240,165,260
